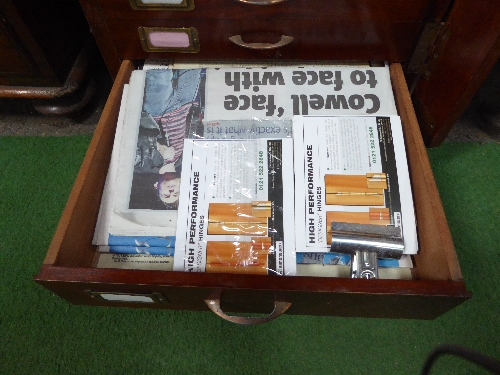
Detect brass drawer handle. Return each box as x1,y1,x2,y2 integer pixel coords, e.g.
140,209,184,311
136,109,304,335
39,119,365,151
234,0,289,4
204,297,291,325
229,35,293,50
129,0,195,11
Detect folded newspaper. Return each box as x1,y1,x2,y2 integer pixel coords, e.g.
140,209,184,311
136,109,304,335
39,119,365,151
296,253,413,268
92,77,177,245
94,64,400,255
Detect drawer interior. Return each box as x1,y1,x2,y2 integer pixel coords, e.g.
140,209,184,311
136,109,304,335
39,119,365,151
42,59,463,285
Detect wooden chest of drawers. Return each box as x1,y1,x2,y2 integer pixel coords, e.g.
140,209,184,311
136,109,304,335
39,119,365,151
34,0,472,323
79,0,500,147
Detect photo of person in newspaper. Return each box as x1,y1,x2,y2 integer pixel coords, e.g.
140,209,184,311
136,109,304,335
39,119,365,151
129,68,206,211
154,170,181,208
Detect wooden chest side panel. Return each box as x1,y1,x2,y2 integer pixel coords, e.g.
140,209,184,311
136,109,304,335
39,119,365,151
390,63,463,281
80,0,123,77
411,0,500,146
44,60,136,267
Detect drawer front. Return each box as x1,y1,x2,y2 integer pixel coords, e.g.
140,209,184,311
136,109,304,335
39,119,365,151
36,267,469,321
107,17,422,61
99,0,432,21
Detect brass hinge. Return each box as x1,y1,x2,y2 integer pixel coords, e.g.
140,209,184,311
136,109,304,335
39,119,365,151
407,22,451,78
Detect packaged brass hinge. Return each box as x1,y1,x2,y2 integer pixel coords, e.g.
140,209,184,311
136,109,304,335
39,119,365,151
407,22,451,78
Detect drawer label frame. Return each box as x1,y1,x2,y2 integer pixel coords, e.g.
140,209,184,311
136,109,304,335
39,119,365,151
138,27,200,53
85,290,169,304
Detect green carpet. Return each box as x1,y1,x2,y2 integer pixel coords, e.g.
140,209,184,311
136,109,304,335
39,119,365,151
0,136,499,375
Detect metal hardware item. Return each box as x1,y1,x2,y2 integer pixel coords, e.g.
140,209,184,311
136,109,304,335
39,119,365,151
204,296,291,325
234,0,289,4
407,23,440,74
138,27,200,53
0,36,96,100
129,0,194,11
229,35,294,50
330,222,404,259
351,250,378,279
330,222,405,279
407,22,451,77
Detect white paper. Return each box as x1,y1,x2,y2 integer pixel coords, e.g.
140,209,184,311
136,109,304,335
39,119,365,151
204,66,397,122
293,115,418,255
110,70,180,235
174,138,296,275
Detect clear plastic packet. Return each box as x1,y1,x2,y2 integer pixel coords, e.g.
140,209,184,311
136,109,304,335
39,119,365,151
198,118,292,140
173,138,296,276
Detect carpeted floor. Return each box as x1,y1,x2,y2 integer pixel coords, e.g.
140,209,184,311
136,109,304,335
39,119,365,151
0,60,499,374
0,136,498,375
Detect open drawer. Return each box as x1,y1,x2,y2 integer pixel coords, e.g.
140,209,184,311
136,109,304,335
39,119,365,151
34,60,471,323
